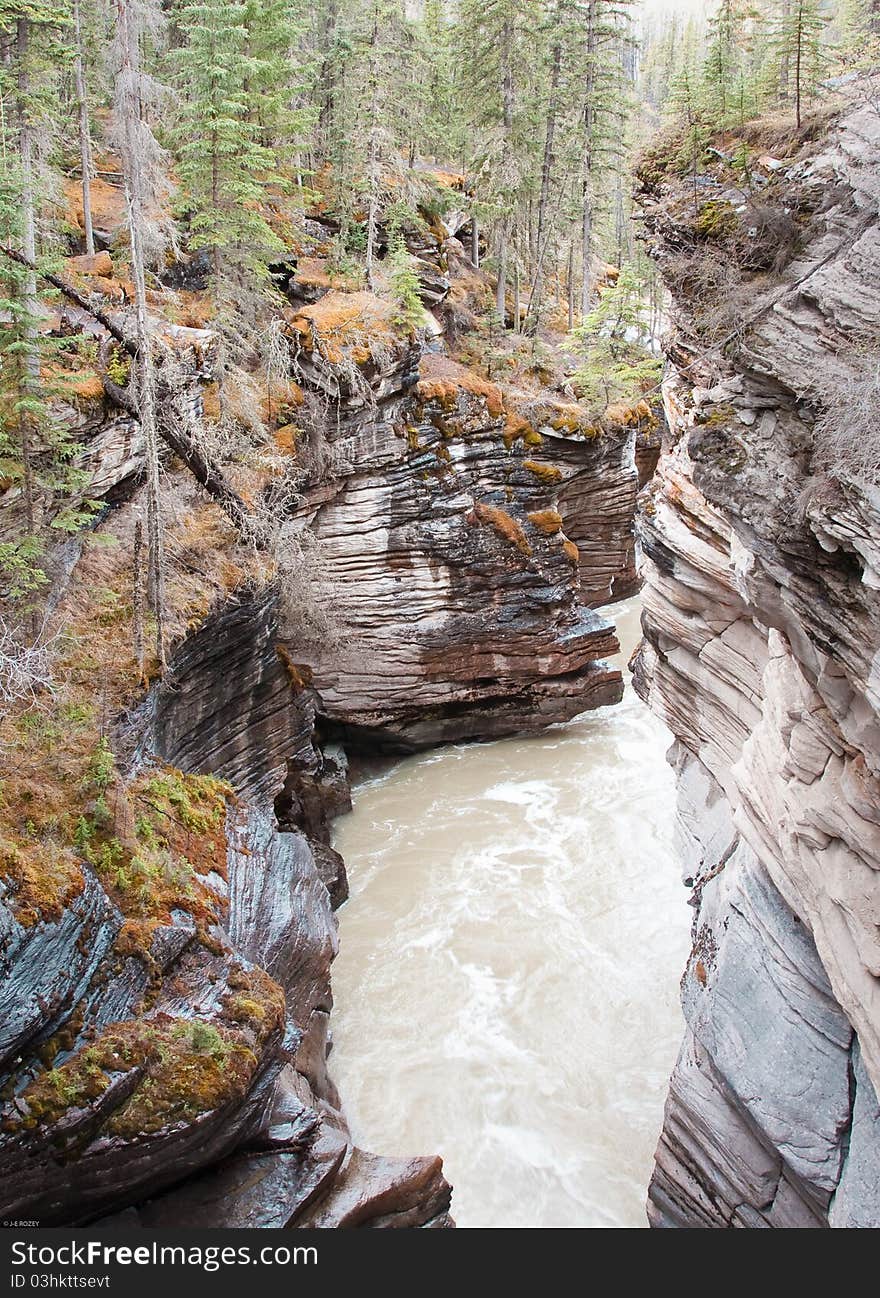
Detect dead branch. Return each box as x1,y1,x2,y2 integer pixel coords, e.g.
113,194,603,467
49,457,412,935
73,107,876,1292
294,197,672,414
1,243,254,537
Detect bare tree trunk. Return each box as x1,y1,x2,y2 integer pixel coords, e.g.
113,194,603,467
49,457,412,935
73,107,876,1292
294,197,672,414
16,17,38,546
471,212,479,268
317,0,339,148
496,223,508,324
794,0,803,128
567,239,575,333
1,242,252,533
495,14,515,327
779,0,791,101
526,20,563,332
73,0,95,257
512,251,520,334
580,0,597,317
116,0,166,670
211,135,222,291
364,2,382,289
133,516,145,680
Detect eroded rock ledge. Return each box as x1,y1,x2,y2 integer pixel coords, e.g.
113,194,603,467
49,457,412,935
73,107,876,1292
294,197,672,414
635,88,880,1227
1,193,638,1225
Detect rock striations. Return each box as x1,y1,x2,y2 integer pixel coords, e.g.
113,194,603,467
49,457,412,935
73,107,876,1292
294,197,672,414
634,86,880,1227
0,183,640,1225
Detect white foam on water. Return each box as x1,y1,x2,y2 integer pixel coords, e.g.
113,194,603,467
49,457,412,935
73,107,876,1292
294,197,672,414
329,598,690,1227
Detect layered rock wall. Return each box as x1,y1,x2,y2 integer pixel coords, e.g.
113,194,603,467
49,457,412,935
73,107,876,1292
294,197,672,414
635,90,880,1227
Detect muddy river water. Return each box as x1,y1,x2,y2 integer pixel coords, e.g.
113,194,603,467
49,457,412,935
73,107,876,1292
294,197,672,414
330,599,689,1227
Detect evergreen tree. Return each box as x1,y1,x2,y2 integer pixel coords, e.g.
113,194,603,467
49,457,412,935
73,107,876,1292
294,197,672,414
171,0,285,328
0,0,76,608
773,0,830,125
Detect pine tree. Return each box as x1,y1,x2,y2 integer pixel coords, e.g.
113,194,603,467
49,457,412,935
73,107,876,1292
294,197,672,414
773,0,830,126
572,0,637,314
171,0,285,330
71,0,95,256
702,0,752,128
455,0,538,325
0,0,73,607
243,0,313,165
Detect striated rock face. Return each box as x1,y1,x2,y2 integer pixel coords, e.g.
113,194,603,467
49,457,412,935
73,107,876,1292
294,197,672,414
1,162,637,1228
635,90,880,1227
284,320,633,751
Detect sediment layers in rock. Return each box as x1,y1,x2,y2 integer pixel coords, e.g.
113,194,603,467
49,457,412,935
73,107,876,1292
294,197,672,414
635,90,880,1227
1,179,639,1225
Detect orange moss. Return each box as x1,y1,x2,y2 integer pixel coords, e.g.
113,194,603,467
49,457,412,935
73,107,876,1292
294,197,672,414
275,644,313,691
273,424,298,456
423,168,466,192
0,836,85,930
695,958,707,986
67,371,106,402
0,495,269,937
176,293,215,330
416,353,504,418
201,383,221,421
523,460,563,483
503,410,542,449
527,509,563,535
63,175,126,236
12,1006,283,1140
603,399,657,430
66,251,113,278
474,503,532,556
563,539,580,564
292,257,357,291
262,377,303,426
290,291,400,366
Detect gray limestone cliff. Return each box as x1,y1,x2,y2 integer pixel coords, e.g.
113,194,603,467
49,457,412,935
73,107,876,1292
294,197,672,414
634,84,880,1228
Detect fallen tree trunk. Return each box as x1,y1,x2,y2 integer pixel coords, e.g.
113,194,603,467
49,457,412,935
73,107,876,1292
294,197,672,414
1,244,254,538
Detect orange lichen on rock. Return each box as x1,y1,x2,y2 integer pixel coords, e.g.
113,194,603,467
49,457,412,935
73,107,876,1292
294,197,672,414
273,424,298,456
563,539,580,564
416,353,504,418
503,410,543,449
292,257,359,291
42,360,106,406
290,291,400,366
423,168,466,192
474,502,532,556
67,251,114,278
201,383,221,421
603,399,657,429
523,460,563,483
175,292,215,330
67,371,106,402
63,175,126,237
527,509,563,535
276,644,313,691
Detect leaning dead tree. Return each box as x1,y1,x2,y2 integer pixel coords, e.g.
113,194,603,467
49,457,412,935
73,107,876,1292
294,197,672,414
113,0,169,670
0,244,253,538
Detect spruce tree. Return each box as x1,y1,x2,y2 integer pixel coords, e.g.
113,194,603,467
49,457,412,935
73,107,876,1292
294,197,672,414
171,0,285,330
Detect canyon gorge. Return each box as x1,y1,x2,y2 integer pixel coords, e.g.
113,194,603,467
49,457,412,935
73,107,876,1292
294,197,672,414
2,67,880,1230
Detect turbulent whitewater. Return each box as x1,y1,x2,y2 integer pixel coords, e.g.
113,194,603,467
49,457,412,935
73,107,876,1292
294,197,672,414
330,599,690,1228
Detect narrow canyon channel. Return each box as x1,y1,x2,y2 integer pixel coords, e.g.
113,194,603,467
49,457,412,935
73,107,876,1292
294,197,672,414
330,599,691,1228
